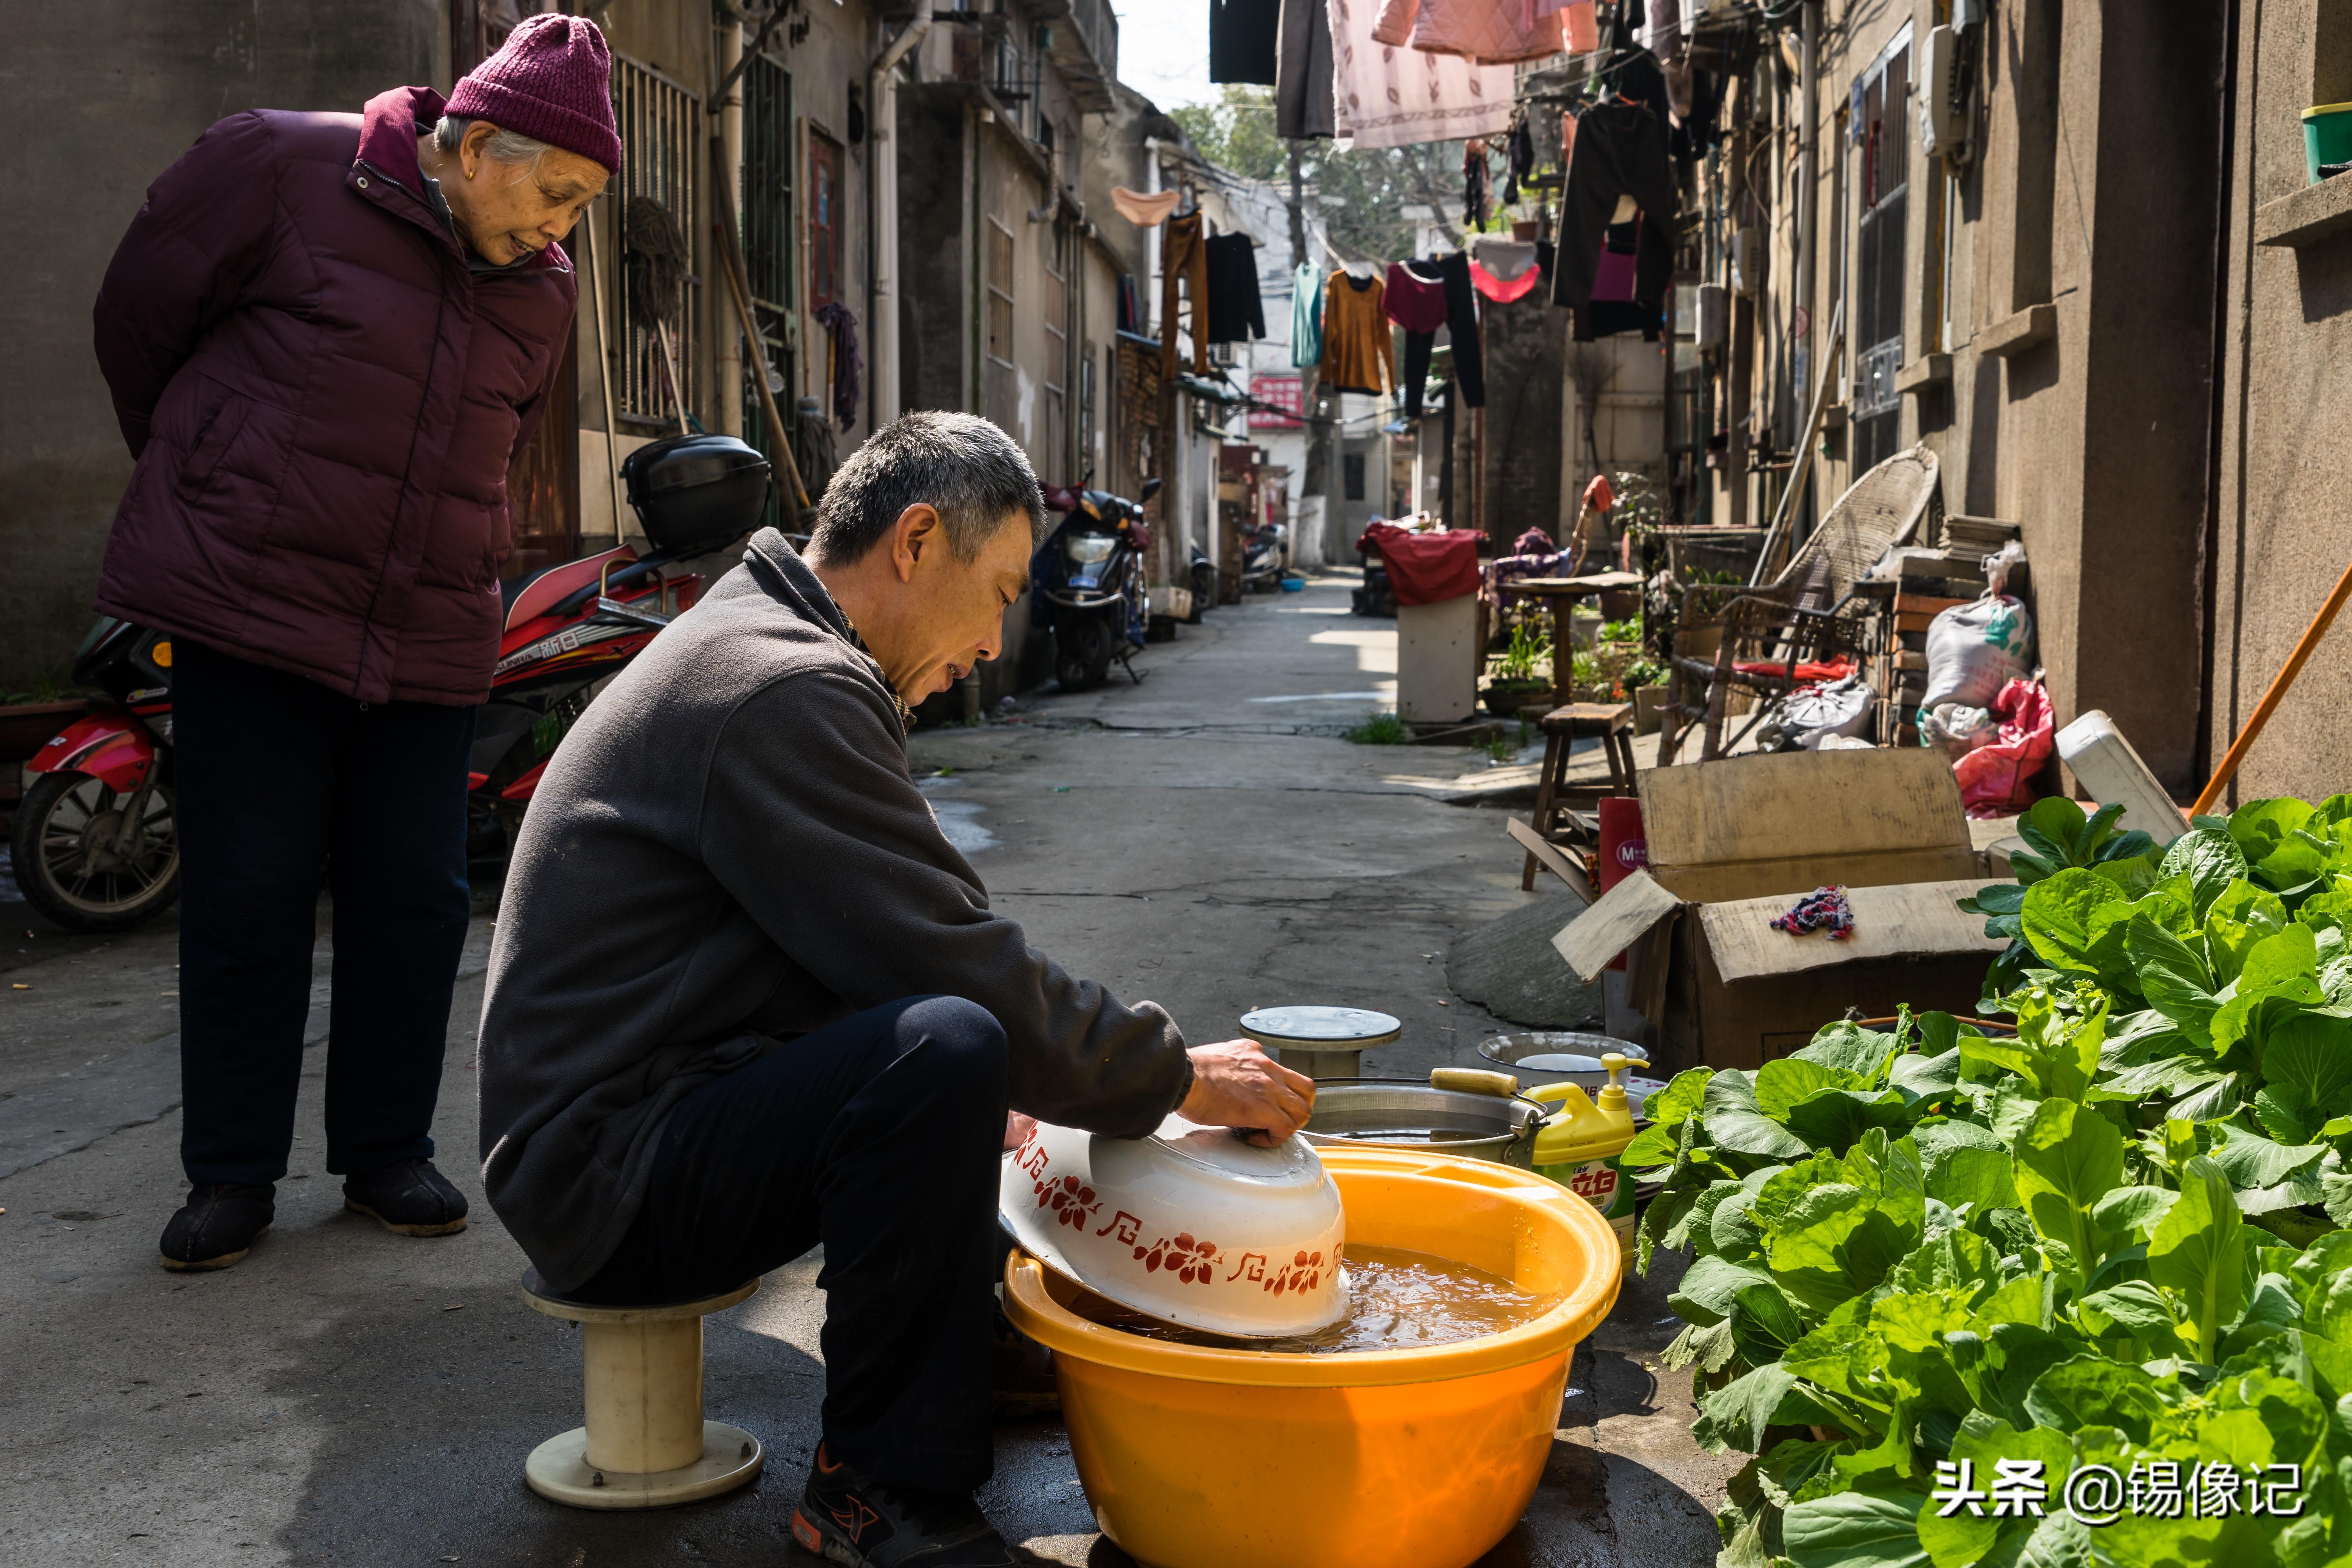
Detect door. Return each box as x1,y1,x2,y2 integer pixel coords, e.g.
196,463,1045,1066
1850,33,1909,475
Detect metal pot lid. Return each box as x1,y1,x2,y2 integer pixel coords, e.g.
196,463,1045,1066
1239,1005,1402,1049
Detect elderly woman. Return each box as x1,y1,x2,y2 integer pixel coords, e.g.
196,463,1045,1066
90,16,618,1271
478,411,1313,1568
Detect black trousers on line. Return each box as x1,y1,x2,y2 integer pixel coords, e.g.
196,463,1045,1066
573,995,1012,1495
1400,250,1487,417
174,641,476,1187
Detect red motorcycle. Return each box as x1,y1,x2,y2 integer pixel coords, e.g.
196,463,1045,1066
12,434,771,932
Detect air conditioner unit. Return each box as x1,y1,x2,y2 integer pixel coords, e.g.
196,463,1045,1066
1729,227,1760,298
1695,283,1728,348
1208,340,1240,368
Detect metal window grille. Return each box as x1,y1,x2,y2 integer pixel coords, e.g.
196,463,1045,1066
986,220,1015,366
611,55,701,425
744,53,795,529
1044,248,1067,480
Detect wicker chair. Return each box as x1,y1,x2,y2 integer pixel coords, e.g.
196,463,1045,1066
1660,447,1943,764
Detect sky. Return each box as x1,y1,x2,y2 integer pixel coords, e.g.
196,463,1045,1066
1113,0,1218,114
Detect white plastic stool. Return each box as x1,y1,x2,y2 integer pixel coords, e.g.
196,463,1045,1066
519,1270,765,1508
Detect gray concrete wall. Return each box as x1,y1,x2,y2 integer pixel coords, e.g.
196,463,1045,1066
1,0,443,690
2211,0,2352,803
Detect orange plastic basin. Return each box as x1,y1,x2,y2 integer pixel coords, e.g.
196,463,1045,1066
1002,1146,1622,1568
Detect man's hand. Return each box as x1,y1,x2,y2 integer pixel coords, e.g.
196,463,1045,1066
1180,1040,1316,1147
1004,1111,1037,1152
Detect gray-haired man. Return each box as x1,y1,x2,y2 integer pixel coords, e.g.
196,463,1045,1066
477,412,1310,1568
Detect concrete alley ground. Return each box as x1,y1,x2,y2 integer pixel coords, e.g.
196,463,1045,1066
0,572,1735,1568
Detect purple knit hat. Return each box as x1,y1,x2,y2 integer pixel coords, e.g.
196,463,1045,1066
446,14,623,174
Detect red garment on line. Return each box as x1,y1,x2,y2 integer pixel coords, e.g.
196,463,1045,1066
1731,655,1857,683
1359,523,1483,605
1470,261,1540,302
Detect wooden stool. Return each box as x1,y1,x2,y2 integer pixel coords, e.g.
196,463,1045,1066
1521,702,1636,891
520,1270,765,1509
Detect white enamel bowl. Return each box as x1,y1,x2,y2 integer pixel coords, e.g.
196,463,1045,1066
1000,1114,1348,1338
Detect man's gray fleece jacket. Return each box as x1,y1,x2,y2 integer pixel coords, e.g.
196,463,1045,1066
477,530,1191,1291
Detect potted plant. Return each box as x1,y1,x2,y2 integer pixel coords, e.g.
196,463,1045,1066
1482,620,1553,717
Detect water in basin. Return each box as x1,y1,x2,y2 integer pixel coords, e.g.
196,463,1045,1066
1087,1244,1557,1354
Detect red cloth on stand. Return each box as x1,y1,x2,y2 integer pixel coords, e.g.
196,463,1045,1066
1731,654,1857,683
1357,524,1483,605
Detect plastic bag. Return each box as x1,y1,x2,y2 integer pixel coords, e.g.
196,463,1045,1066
1953,679,2054,817
1920,702,1995,758
1783,673,1874,749
1922,594,2034,710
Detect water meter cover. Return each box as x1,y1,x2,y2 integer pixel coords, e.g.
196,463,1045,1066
1238,1005,1403,1047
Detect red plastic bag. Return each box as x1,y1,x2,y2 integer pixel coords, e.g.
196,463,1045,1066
1953,679,2053,817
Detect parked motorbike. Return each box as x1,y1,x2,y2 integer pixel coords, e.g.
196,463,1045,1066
10,433,770,933
1241,519,1288,593
1033,475,1161,691
1187,540,1215,622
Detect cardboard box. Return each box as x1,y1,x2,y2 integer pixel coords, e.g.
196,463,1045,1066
1549,749,2010,1072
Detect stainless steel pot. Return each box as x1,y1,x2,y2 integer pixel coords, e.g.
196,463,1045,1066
1299,1075,1547,1168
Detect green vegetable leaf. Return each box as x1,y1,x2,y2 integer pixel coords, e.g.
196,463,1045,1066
1784,1485,1934,1568
2203,877,2291,985
1670,1253,1777,1326
2018,869,2126,978
1782,1087,1917,1155
1916,1412,2075,1568
2146,1154,2247,1363
2124,915,2219,1043
1704,1069,1813,1160
2088,1185,2178,1243
2161,823,2252,919
2020,1355,2173,1443
1925,1145,2019,1217
2011,1099,2125,1288
1694,1361,1835,1455
1728,1279,1812,1366
1757,1057,1844,1118
2205,1121,2328,1190
1797,1021,1901,1083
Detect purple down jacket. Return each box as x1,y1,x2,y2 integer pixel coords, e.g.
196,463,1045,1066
91,85,578,705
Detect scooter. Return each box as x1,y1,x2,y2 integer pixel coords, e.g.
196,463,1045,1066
1033,476,1161,691
1241,519,1288,593
11,434,771,932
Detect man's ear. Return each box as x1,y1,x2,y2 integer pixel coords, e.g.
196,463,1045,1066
891,504,943,583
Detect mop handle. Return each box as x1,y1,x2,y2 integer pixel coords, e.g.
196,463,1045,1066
2192,551,2352,815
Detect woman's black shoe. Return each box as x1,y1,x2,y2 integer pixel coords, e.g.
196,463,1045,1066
159,1183,276,1271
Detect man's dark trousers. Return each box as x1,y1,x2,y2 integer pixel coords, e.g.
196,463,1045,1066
174,640,476,1186
573,995,1010,1495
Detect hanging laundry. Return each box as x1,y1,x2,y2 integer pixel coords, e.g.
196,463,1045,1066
1563,0,1598,53
1318,269,1393,396
814,301,862,430
1289,262,1324,369
1644,0,1692,118
1500,108,1535,205
1116,273,1143,335
1328,0,1511,150
1371,0,1564,65
1390,252,1485,418
1462,138,1491,230
1111,187,1181,227
1573,218,1664,339
1550,100,1675,319
1210,0,1282,85
1469,236,1541,302
1161,212,1211,378
1205,233,1266,343
1276,0,1337,139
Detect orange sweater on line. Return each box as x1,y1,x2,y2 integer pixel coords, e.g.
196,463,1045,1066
1318,272,1393,397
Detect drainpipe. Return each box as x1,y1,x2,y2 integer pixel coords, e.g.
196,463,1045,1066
868,13,935,431
1796,0,1819,534
716,19,746,440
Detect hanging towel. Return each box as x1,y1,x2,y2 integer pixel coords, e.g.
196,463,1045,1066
1291,260,1325,369
1372,0,1564,65
1318,269,1392,396
1112,187,1181,227
814,302,862,430
1329,0,1511,150
1211,0,1282,84
1277,0,1337,139
1205,232,1266,343
1161,212,1212,377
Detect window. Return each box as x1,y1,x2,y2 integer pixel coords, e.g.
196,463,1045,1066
808,129,843,312
986,219,1015,367
1850,29,1911,472
1342,452,1366,502
743,54,795,534
610,55,702,425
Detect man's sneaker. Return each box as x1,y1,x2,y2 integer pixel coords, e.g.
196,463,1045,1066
342,1158,469,1237
159,1183,275,1272
790,1445,1014,1568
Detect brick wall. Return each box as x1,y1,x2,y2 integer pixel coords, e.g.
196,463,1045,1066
1476,293,1564,544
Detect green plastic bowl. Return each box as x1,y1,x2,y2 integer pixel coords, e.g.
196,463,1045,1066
2304,102,2352,184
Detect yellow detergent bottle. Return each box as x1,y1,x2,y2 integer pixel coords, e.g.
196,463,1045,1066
1529,1052,1645,1272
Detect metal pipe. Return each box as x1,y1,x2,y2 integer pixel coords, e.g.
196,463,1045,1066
583,208,626,541
1797,0,1818,537
867,13,936,431
715,19,746,439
